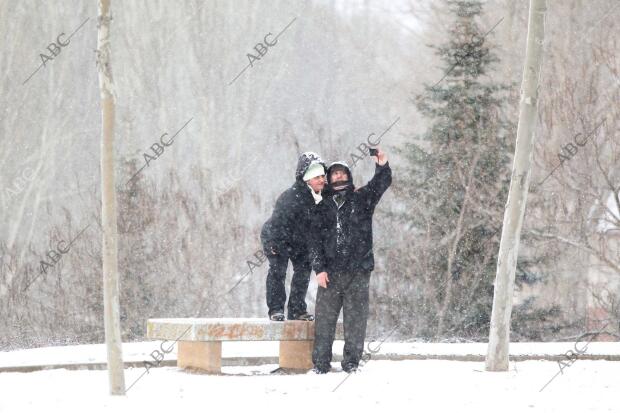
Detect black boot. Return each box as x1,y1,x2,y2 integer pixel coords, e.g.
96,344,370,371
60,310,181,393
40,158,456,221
289,312,314,321
312,364,331,374
269,311,285,321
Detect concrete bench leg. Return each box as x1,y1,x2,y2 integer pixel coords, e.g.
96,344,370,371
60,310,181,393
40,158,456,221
279,340,314,370
178,341,222,373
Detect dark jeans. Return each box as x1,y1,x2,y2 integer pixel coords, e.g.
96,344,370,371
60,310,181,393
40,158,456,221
312,270,370,370
265,248,311,319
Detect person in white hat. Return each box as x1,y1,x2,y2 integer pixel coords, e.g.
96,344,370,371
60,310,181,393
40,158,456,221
260,152,326,321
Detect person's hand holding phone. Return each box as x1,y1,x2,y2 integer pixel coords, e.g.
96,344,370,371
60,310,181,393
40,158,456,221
370,147,387,166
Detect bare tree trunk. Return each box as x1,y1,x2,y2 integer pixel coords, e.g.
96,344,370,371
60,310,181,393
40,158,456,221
436,150,482,336
97,0,126,395
486,0,547,371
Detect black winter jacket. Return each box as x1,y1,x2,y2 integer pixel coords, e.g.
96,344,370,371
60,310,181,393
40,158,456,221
310,161,392,274
260,152,326,255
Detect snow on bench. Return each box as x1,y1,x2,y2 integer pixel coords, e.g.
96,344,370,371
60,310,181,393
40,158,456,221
147,318,343,373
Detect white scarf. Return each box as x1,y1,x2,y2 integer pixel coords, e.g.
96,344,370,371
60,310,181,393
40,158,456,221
307,185,323,204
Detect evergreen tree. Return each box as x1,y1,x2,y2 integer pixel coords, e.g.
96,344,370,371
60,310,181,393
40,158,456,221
389,0,550,339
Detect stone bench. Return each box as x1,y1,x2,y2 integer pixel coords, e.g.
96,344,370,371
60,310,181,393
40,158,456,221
147,317,344,373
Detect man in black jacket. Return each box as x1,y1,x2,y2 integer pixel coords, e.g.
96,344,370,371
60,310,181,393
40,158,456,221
310,148,392,373
261,152,326,321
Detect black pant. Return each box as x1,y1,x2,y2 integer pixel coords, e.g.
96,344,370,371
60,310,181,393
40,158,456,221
312,270,370,370
265,248,311,319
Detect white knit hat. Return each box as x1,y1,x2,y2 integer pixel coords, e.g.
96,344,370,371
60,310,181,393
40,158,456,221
302,162,325,181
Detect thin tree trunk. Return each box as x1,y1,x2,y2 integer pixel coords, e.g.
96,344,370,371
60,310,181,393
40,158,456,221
436,150,482,336
97,0,126,394
485,0,547,371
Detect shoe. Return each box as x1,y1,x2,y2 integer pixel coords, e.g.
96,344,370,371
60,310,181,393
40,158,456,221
342,363,358,373
269,311,285,321
312,365,330,374
289,312,314,321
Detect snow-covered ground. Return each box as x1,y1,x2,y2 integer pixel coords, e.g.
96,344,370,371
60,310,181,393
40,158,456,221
1,359,618,412
1,341,619,412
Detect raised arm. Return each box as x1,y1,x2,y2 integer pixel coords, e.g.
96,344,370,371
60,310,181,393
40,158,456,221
358,148,392,208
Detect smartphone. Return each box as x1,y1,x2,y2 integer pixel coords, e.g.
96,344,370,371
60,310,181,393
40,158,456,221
369,148,378,157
